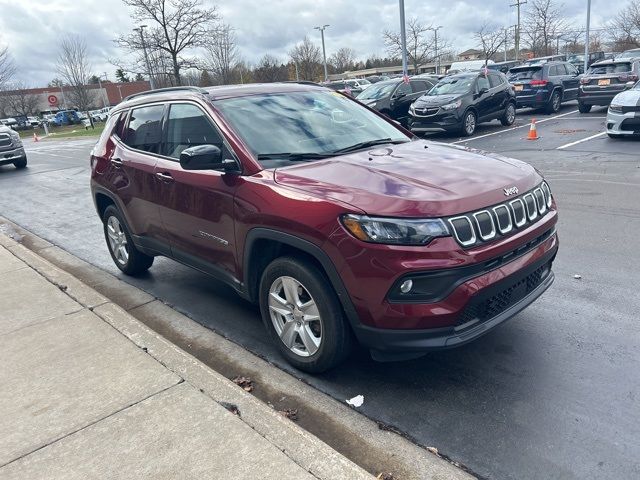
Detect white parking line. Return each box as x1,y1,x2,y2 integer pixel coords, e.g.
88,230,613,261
556,131,607,150
451,109,578,144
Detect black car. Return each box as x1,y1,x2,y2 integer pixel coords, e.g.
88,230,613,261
408,71,516,136
324,80,363,97
355,78,436,125
577,59,640,113
567,51,605,74
508,61,580,113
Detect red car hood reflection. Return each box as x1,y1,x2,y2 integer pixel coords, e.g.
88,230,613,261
273,140,542,217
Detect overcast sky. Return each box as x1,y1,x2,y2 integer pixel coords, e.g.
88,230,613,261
0,0,616,86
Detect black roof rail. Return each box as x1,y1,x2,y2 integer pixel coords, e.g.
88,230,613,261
124,86,209,102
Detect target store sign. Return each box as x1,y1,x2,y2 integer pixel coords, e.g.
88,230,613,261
47,94,58,106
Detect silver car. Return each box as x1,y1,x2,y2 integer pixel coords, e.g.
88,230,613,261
606,81,640,138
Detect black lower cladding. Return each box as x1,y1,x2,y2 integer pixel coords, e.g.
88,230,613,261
456,261,550,327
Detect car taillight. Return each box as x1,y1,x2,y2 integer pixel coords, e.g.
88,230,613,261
530,80,548,87
580,77,591,85
619,74,638,82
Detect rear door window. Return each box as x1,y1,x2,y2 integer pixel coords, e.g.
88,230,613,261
410,80,430,93
488,73,504,88
123,105,165,154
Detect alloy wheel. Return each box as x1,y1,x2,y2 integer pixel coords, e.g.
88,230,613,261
268,276,323,357
465,112,476,135
506,104,516,123
106,215,129,266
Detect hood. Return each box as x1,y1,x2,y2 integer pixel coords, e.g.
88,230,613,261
414,94,462,107
612,89,640,106
273,140,541,217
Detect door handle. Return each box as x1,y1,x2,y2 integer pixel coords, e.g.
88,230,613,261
155,172,174,182
110,157,123,168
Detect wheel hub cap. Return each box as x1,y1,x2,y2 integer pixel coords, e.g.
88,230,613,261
268,276,322,357
106,216,129,266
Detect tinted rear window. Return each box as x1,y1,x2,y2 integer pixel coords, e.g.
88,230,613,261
123,105,164,154
588,63,631,74
508,67,543,81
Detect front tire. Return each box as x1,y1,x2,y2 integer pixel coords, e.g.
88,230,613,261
545,90,562,114
13,156,27,169
501,103,516,126
460,110,477,136
102,205,153,276
259,256,352,373
578,102,592,113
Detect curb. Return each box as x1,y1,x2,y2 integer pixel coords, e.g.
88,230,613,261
0,217,475,480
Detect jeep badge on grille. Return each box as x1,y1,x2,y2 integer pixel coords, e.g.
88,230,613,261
504,186,519,196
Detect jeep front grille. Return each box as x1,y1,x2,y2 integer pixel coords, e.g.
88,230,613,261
447,183,552,248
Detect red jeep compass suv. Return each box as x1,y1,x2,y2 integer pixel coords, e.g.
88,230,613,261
90,84,558,372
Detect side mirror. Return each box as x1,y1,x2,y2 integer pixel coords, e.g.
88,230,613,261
180,144,238,172
394,91,407,100
477,87,488,97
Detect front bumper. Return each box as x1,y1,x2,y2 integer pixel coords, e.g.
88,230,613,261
606,110,640,135
354,237,557,355
408,110,462,132
0,146,25,165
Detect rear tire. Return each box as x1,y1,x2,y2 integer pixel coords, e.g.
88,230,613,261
578,103,592,113
102,205,154,276
545,90,561,114
500,103,516,126
13,156,27,169
259,256,352,373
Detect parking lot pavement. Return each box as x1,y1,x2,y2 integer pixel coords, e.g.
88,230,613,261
1,120,639,480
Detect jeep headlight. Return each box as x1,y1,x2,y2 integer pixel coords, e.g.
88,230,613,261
341,214,450,245
441,99,462,111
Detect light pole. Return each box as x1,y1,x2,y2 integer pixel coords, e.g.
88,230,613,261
584,0,591,74
399,0,408,78
428,26,443,74
116,84,123,101
510,0,527,61
96,72,109,108
134,25,156,90
314,24,330,81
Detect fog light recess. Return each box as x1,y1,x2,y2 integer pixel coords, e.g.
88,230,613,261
400,279,413,294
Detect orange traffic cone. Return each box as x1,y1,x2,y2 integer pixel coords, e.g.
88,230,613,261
33,132,39,142
526,119,539,140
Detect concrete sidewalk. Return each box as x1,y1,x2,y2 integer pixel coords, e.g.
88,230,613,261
0,237,372,479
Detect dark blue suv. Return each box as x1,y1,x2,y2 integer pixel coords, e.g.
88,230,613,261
508,61,580,113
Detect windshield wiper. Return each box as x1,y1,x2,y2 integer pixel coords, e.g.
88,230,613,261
257,152,334,162
331,138,409,154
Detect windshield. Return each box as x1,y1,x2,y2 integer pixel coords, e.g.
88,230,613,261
588,62,631,74
567,54,584,63
427,77,474,95
508,67,543,81
214,90,409,167
356,82,397,100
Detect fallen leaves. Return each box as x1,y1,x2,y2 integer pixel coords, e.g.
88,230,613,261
233,376,254,392
376,473,395,480
277,408,298,421
220,402,241,417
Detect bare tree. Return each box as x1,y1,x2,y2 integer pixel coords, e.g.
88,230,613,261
56,35,95,112
0,45,15,88
3,82,40,116
206,23,238,85
329,47,356,73
289,36,322,81
475,24,506,65
523,0,568,56
383,18,434,73
610,2,640,49
253,54,288,83
117,0,219,86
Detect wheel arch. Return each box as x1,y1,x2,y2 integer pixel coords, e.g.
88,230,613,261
243,228,360,329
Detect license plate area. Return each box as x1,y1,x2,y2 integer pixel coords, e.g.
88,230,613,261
598,79,610,86
514,85,524,92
